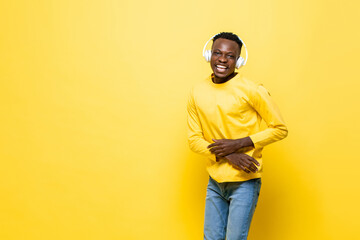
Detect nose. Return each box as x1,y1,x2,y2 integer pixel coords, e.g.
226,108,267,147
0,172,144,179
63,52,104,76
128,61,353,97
218,54,227,63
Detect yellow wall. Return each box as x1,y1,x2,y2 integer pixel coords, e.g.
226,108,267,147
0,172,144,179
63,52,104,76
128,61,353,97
1,0,359,239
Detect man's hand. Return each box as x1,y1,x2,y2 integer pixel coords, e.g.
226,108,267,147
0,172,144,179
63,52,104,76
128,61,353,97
208,137,254,157
224,152,260,173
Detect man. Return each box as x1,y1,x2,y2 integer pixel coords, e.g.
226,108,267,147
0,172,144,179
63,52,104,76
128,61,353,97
187,32,288,240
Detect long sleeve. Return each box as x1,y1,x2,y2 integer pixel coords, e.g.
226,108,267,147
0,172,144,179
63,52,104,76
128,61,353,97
248,84,288,149
186,74,287,182
187,88,216,162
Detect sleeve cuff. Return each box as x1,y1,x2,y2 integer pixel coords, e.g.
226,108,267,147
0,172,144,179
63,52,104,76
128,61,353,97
249,134,263,149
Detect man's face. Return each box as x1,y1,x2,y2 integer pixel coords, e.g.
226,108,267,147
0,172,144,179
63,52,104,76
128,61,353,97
210,38,240,80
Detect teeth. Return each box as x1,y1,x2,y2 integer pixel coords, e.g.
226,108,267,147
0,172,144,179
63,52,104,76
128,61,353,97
216,65,227,69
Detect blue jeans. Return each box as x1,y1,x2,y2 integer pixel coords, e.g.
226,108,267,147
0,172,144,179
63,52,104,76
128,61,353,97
204,176,261,240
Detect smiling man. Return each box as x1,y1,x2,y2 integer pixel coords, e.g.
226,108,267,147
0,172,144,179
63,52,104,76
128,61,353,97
187,32,288,240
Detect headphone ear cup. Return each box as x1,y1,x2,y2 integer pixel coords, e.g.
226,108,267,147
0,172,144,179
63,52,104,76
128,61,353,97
236,57,245,68
204,50,212,62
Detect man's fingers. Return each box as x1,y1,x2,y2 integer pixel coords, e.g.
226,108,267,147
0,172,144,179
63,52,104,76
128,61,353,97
208,142,224,148
230,161,252,173
240,165,250,173
209,146,221,153
242,163,255,173
232,163,247,172
246,155,260,166
212,148,233,157
209,146,226,153
244,160,258,172
242,165,257,173
248,164,258,173
243,154,260,167
226,153,260,173
208,143,219,148
213,150,226,156
238,157,258,173
250,158,260,166
210,149,220,155
217,152,227,157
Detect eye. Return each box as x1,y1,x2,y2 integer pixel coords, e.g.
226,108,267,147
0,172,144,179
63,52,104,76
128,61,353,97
227,55,235,59
213,51,221,56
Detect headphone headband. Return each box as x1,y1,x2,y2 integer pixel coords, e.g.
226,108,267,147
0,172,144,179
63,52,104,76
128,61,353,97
202,34,248,68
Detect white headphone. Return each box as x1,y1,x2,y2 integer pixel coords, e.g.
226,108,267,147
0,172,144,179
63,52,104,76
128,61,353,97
202,34,248,69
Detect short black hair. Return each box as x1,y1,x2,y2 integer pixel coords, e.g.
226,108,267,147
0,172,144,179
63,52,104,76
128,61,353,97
213,32,242,53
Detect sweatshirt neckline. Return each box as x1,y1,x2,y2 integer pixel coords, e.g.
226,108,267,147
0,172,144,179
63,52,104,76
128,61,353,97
209,72,241,87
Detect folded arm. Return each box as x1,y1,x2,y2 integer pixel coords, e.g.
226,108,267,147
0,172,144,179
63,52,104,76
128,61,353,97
207,84,288,164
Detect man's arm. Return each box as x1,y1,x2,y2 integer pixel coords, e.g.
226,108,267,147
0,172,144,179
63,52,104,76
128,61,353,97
207,137,254,157
247,84,288,148
187,88,217,162
208,84,287,155
207,138,260,172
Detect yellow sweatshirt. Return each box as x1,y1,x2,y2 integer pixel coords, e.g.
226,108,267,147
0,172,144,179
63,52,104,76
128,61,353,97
187,73,288,182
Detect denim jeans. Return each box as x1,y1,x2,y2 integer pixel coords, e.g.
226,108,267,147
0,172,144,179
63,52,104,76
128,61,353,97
204,176,261,240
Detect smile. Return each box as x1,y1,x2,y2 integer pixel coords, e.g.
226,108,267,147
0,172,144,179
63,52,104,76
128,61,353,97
215,65,228,72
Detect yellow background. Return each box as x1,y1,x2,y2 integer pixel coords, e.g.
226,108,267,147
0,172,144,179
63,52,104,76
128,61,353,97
1,0,359,239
